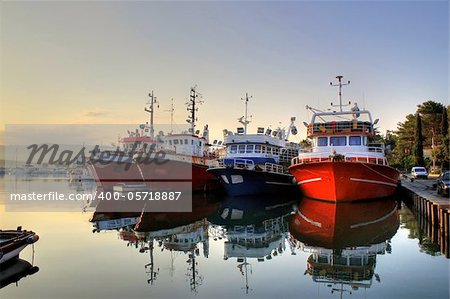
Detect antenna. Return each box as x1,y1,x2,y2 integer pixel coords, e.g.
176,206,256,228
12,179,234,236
362,92,366,110
330,75,350,112
186,86,204,134
165,98,175,134
144,90,159,139
239,93,253,134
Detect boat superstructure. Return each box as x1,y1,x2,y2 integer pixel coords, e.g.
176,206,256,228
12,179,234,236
89,87,219,193
208,94,300,196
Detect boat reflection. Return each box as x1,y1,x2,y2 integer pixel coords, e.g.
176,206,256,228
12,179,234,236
289,198,400,297
0,258,39,289
209,196,297,293
89,194,221,292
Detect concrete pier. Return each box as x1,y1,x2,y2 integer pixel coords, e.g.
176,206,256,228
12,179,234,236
400,177,449,258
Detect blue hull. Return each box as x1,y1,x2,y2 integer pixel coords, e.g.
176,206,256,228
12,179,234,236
207,168,299,197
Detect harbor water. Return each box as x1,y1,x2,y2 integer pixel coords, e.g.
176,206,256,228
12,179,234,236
1,175,449,299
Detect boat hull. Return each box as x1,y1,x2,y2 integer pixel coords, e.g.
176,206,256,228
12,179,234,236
0,230,39,265
289,161,400,202
89,157,219,193
208,168,298,197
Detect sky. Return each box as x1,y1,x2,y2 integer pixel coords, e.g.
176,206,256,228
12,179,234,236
0,1,448,144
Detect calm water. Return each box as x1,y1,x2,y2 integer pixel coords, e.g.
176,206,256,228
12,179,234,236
1,175,449,299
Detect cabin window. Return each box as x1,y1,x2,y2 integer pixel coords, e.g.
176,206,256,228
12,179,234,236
238,145,246,153
246,145,254,153
318,137,328,146
169,140,172,145
262,146,266,153
330,136,346,146
173,140,179,145
255,145,261,153
349,136,361,146
273,148,279,155
184,139,188,144
230,145,237,154
191,140,194,145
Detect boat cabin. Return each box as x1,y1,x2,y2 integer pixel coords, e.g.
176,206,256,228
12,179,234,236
295,109,387,165
222,129,286,166
163,133,208,157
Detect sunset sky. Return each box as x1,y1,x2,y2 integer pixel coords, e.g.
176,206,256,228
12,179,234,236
1,1,448,143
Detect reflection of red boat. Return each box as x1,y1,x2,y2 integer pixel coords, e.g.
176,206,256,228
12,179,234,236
289,76,399,202
289,198,399,248
289,198,399,295
134,195,220,232
0,228,39,265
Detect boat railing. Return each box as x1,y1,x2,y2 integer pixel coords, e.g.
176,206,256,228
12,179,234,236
367,143,385,153
299,148,313,153
292,152,388,166
208,158,255,170
233,158,255,170
208,159,224,168
264,162,285,174
307,120,373,136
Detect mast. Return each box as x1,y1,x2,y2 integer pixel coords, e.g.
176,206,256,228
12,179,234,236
144,91,159,139
330,75,350,112
239,93,252,134
144,240,158,285
165,98,175,134
186,86,203,134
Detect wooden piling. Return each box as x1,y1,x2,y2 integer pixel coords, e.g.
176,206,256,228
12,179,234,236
400,177,450,259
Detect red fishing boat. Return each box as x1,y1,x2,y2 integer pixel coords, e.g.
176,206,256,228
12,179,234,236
289,76,400,202
89,87,220,193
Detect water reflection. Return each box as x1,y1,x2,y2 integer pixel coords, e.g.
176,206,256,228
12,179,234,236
289,198,400,297
0,259,39,289
2,176,449,298
209,196,297,293
90,194,220,293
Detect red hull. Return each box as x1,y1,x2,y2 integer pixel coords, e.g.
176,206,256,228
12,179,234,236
289,161,399,202
89,158,218,192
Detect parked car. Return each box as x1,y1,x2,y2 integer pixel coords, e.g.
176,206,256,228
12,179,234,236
437,171,450,196
411,167,428,179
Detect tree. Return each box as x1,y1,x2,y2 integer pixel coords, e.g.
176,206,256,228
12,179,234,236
440,107,449,168
417,101,445,168
413,113,424,166
389,114,416,169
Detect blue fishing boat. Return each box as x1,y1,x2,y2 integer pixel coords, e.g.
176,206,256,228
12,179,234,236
207,93,301,196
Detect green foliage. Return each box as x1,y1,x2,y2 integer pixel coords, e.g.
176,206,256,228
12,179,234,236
413,113,424,166
389,101,448,171
299,139,312,147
